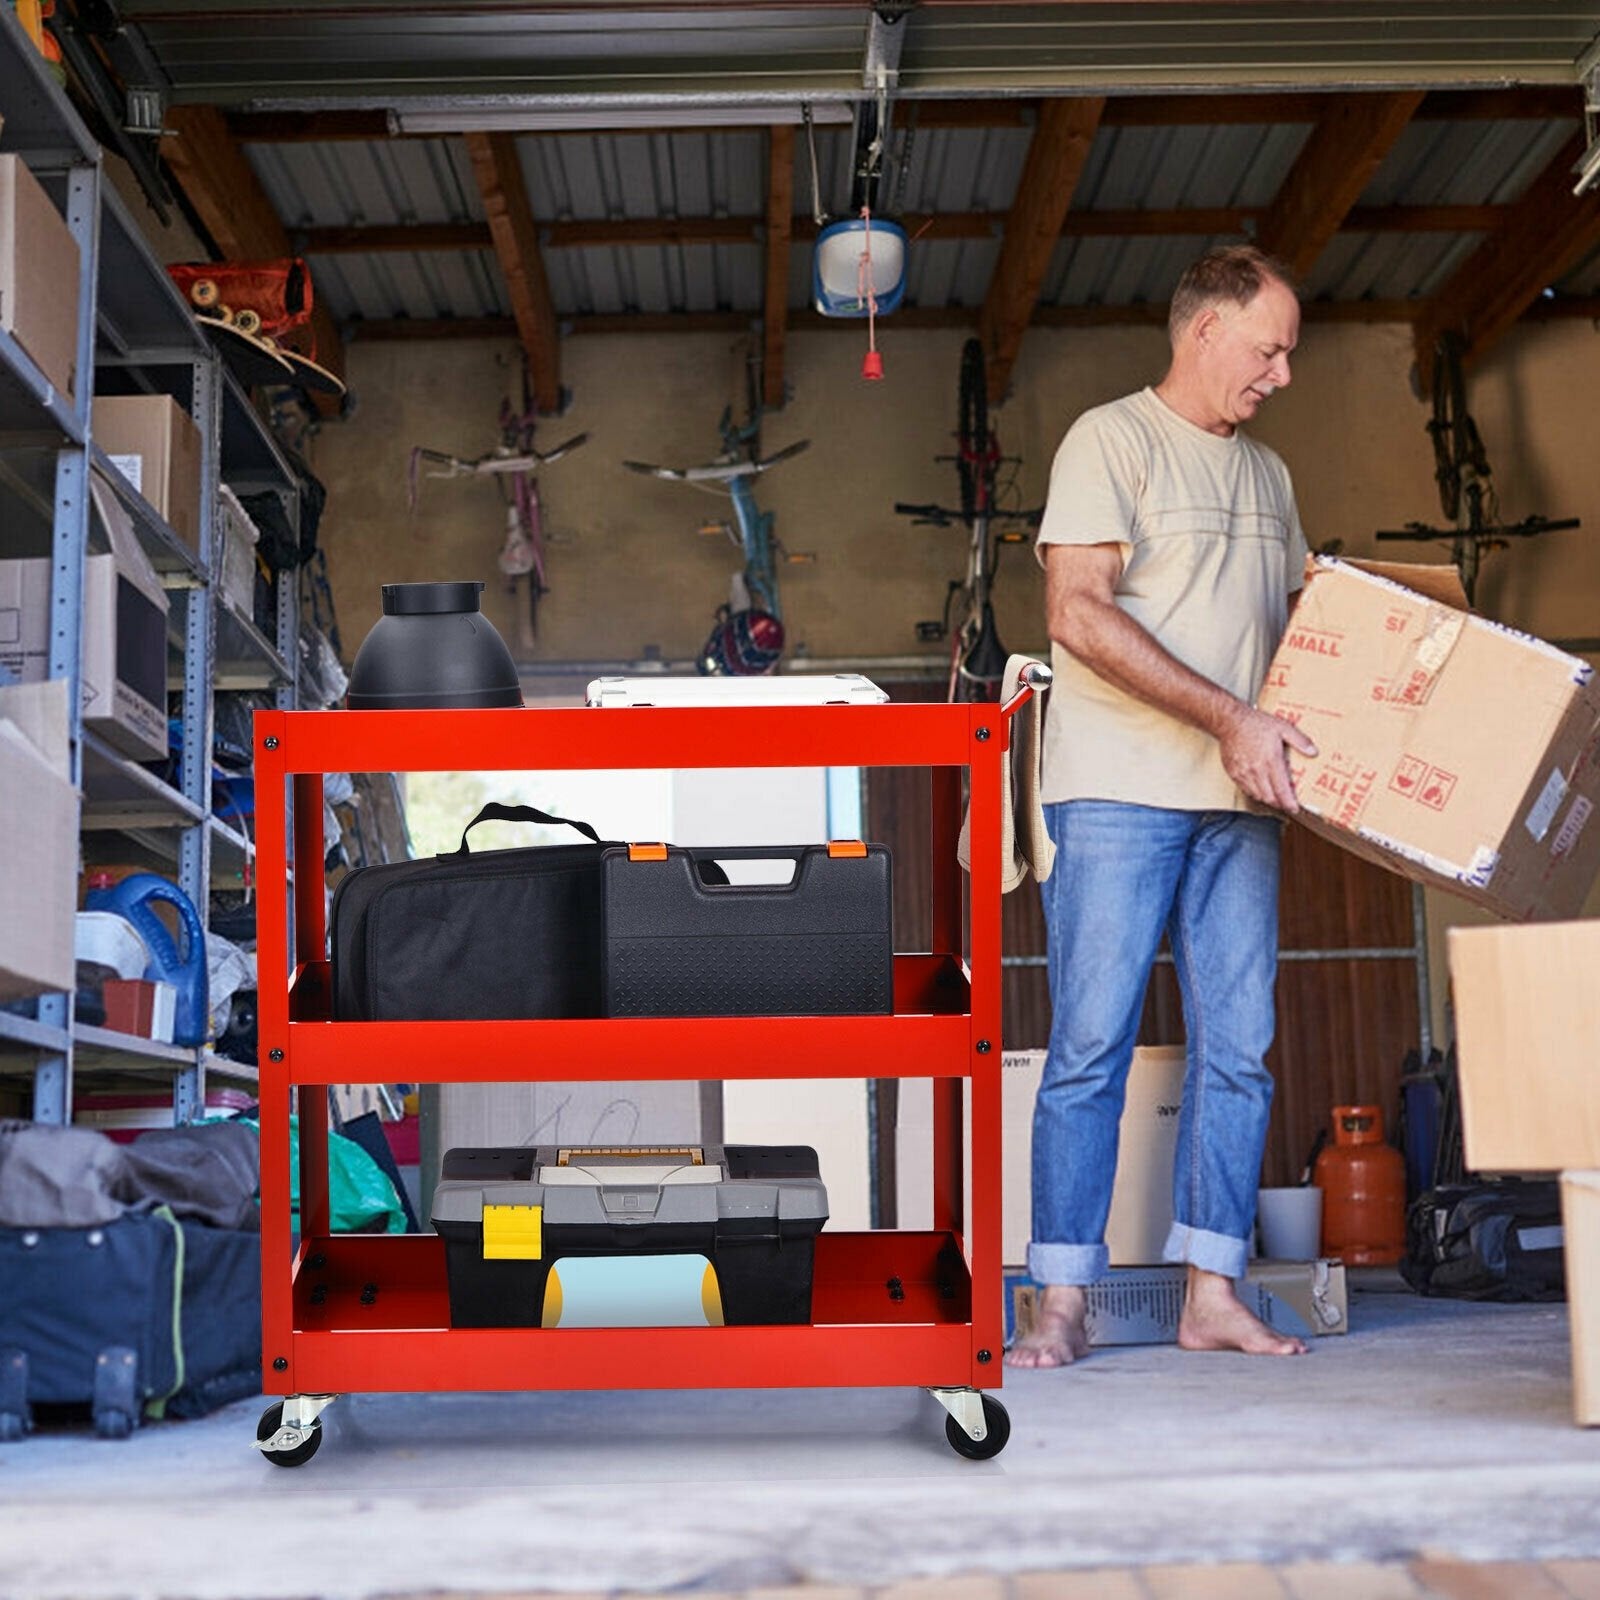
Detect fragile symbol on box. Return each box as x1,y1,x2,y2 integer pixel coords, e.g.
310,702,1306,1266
1390,754,1427,798
1419,767,1456,811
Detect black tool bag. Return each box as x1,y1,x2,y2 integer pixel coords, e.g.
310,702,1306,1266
331,803,619,1021
1401,1178,1566,1302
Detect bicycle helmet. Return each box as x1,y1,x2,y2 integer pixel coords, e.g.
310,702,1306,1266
696,604,785,676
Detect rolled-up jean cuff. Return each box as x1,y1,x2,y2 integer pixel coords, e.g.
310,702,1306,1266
1027,1240,1110,1287
1163,1221,1249,1280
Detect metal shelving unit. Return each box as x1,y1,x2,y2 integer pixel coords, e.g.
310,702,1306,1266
0,4,298,1123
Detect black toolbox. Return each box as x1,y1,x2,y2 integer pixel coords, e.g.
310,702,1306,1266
601,842,893,1017
430,1144,828,1328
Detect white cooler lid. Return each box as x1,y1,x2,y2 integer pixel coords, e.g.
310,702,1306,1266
586,673,887,708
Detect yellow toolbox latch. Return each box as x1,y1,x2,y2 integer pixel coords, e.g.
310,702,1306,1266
482,1204,542,1260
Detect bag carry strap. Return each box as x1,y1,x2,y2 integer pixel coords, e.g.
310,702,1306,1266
455,803,603,854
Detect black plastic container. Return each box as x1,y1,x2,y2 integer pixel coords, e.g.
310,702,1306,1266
346,581,522,710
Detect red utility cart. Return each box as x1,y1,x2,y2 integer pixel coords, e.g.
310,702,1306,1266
251,680,1044,1464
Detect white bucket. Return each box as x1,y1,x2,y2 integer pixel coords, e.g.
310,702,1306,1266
1257,1185,1325,1260
74,911,151,980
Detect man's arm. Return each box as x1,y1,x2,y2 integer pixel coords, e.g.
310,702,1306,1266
1045,542,1317,813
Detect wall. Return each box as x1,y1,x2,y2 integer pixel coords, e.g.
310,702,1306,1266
308,312,1600,1049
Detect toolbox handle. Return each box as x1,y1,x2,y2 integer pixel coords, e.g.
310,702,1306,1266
453,802,604,853
624,842,873,892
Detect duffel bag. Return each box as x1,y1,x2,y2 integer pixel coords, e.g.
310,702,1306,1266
1401,1178,1565,1302
331,803,618,1021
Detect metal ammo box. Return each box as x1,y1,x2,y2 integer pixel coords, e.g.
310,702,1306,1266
430,1143,828,1328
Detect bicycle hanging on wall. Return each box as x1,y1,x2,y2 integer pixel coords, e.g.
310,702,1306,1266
409,357,588,654
895,338,1043,702
624,358,812,676
1375,331,1578,608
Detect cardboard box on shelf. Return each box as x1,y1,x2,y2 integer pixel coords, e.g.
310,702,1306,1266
1004,1258,1348,1348
1448,920,1600,1172
99,978,177,1043
216,483,260,615
0,475,170,761
93,394,204,556
0,153,79,401
896,1045,1185,1266
0,679,77,1002
1258,556,1600,921
1561,1171,1600,1427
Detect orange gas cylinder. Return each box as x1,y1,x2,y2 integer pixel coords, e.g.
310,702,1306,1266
1314,1104,1406,1266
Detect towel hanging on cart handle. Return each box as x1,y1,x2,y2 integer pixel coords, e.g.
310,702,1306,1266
957,655,1055,892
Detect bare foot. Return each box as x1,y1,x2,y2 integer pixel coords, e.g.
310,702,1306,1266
1177,1266,1307,1356
1005,1284,1091,1368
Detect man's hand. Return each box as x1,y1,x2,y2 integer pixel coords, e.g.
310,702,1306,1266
1217,704,1319,813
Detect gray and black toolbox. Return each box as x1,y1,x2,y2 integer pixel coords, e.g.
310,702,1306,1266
430,1144,828,1328
601,842,893,1017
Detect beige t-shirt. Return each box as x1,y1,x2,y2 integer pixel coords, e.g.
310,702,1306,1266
1035,387,1307,812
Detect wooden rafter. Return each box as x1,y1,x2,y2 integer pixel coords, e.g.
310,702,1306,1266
1414,129,1600,386
977,96,1104,405
342,295,1600,343
296,202,1510,260
162,104,346,405
463,130,562,413
762,125,795,410
1256,92,1425,280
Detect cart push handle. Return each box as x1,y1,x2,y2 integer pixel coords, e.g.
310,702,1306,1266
998,658,1052,723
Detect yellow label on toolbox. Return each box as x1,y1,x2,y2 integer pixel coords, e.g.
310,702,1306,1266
482,1204,542,1260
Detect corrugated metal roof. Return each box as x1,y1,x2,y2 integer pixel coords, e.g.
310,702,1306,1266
244,101,1596,325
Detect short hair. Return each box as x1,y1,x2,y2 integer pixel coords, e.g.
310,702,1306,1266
1167,245,1298,342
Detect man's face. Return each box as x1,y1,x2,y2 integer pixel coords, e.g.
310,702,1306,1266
1195,278,1300,431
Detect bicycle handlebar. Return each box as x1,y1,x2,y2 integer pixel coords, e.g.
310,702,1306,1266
893,502,1046,527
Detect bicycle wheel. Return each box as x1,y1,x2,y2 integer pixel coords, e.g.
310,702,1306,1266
957,338,988,526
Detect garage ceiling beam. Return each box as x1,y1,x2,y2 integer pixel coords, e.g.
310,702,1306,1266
223,87,1579,146
763,124,795,410
295,203,1506,259
340,294,1600,343
1256,92,1426,280
1414,128,1600,387
977,96,1105,405
162,104,346,409
463,130,562,413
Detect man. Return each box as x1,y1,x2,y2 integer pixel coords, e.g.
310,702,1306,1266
1007,244,1318,1370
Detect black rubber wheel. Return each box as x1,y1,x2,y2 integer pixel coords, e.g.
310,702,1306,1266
945,1394,1010,1460
956,337,989,527
94,1408,135,1441
257,1400,323,1468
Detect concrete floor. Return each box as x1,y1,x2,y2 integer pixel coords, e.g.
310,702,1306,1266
3,1277,1599,1600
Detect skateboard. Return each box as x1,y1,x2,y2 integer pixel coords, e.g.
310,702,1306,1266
194,310,346,397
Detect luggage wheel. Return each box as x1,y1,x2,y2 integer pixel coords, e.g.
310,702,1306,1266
92,1346,139,1440
256,1393,338,1467
927,1386,1011,1460
0,1347,31,1442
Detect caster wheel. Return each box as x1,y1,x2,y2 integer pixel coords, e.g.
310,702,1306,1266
0,1410,29,1442
257,1400,322,1467
94,1408,135,1440
233,308,263,335
189,278,219,308
945,1394,1010,1460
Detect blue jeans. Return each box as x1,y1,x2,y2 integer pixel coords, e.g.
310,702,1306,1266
1028,801,1281,1287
